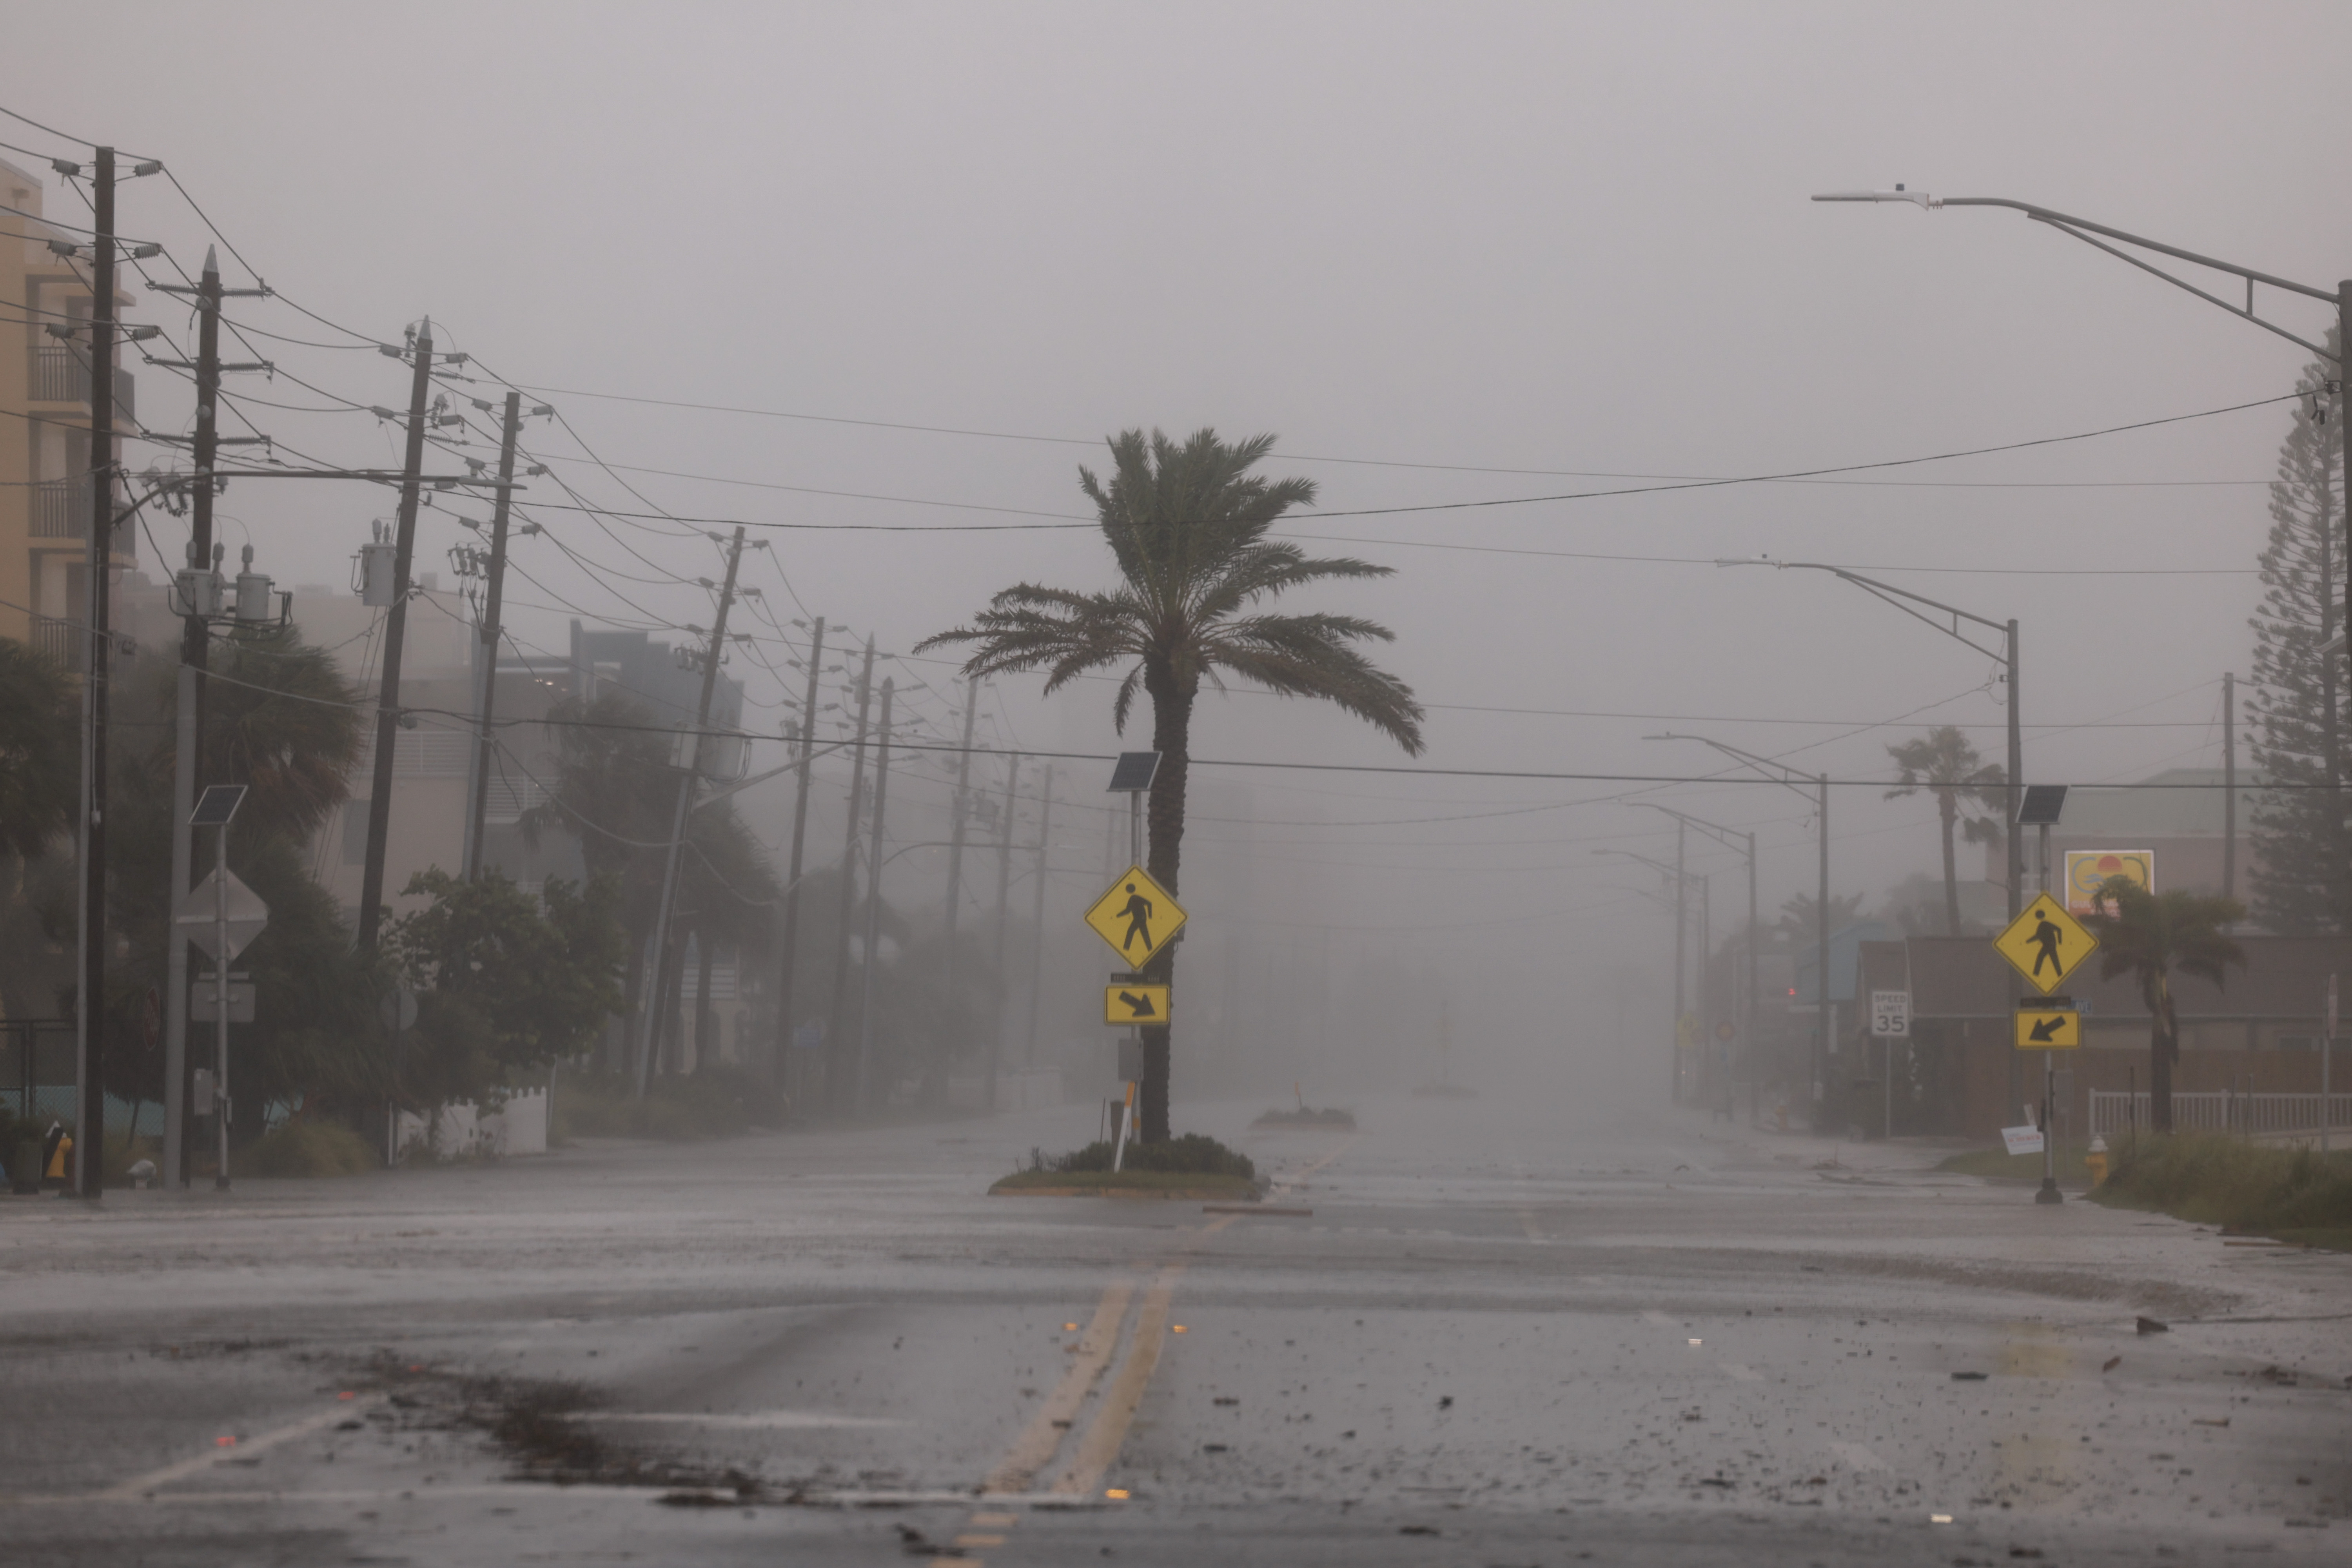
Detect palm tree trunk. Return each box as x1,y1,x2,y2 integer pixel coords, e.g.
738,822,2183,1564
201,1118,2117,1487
2151,971,2176,1132
1138,669,1195,1143
1939,790,1961,936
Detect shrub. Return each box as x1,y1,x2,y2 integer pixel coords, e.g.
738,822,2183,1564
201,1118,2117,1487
1034,1132,1254,1180
240,1118,379,1178
550,1064,786,1143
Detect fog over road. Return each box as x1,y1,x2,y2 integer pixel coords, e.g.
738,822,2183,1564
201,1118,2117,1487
2,1093,2346,1566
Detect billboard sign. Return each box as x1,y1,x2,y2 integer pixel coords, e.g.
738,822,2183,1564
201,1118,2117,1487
2065,849,2153,917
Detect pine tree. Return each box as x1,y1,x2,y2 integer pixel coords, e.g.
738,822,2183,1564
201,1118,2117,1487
2246,327,2346,933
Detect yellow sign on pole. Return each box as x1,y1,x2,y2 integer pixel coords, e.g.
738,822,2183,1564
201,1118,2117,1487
2014,1006,2081,1050
1083,866,1187,965
1992,892,2098,995
1104,983,1171,1025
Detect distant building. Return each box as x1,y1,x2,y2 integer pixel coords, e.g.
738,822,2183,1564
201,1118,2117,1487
0,155,137,661
1987,768,2258,910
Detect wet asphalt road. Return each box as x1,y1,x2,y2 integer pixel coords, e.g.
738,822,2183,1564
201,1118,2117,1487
1,1087,2347,1566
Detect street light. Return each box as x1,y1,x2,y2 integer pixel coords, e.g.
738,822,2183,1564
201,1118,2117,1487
1644,804,1760,1114
1648,733,1833,1129
1813,187,2346,649
1593,846,1705,1101
1717,557,2021,921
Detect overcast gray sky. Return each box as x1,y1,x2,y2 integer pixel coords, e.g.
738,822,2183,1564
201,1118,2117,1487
7,2,2348,1081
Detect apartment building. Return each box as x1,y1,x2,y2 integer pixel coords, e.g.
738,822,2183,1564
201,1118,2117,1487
1,155,136,659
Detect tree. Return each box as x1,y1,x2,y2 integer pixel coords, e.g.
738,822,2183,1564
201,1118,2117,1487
921,428,1424,1140
1773,890,1862,949
2247,326,2347,934
2081,875,2245,1132
383,869,626,1109
0,637,76,861
1884,726,2006,936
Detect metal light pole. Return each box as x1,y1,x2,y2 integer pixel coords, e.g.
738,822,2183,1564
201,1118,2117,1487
1719,559,2021,921
1593,846,1702,1099
1645,805,1761,1112
1648,734,1834,1130
1815,187,2347,888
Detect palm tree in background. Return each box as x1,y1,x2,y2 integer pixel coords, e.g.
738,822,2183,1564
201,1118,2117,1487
1885,726,2007,936
2082,875,2245,1131
921,428,1425,1141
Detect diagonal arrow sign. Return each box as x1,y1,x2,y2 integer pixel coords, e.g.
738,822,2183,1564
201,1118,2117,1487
1117,989,1157,1019
2028,1015,2063,1044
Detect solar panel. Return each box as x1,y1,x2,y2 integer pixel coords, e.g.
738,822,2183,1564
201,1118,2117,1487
189,784,249,828
1106,751,1161,792
2015,784,2068,827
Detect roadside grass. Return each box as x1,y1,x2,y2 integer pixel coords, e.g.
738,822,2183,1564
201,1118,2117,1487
551,1065,785,1142
1937,1145,2095,1184
240,1118,379,1178
2089,1132,2352,1249
990,1167,1261,1198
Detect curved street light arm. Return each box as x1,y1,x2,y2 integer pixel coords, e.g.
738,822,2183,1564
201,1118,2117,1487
1645,731,1818,804
1717,557,2006,657
1641,802,1749,857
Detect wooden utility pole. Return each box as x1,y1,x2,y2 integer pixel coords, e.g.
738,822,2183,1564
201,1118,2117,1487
71,147,116,1197
987,750,1018,1101
633,527,748,1096
853,679,896,1116
771,617,828,1091
355,321,437,950
462,391,526,882
824,638,876,1115
1025,763,1053,1067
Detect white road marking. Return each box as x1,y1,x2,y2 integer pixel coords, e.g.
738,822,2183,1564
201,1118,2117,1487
97,1397,383,1502
577,1410,905,1430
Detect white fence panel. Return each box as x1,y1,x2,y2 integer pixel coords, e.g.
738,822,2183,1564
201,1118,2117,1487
2090,1089,2352,1139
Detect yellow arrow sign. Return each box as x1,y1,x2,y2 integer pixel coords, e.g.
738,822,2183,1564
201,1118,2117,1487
1993,892,2098,995
2014,1006,2081,1050
1104,984,1171,1025
1083,866,1187,966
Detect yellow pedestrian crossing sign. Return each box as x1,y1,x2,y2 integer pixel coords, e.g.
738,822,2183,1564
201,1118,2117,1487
1105,984,1171,1025
2014,1005,2081,1050
1993,892,2098,995
1084,866,1187,965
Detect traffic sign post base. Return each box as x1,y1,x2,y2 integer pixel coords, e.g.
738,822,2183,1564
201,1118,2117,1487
2035,1177,2063,1205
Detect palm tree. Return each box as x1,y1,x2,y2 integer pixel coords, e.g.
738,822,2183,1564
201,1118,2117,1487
2081,875,2245,1131
0,638,77,862
921,428,1424,1140
1885,726,2007,936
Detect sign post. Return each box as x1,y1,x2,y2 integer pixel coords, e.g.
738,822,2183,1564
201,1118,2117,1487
179,786,258,1189
2326,973,2337,1156
1099,753,1165,1171
1869,990,1909,1140
1993,890,2096,1207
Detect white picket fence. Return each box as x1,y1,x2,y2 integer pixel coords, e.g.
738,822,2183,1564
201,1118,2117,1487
393,1085,548,1160
2089,1089,2352,1140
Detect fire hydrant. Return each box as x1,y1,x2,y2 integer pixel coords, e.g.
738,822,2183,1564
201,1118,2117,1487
2084,1134,2109,1189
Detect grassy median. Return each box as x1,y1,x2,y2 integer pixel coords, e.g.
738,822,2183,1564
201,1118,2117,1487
992,1131,1260,1199
2088,1132,2352,1249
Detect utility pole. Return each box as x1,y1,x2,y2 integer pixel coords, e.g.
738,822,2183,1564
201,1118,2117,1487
633,526,748,1097
940,678,980,1058
2223,669,2237,907
1025,763,1053,1066
462,390,525,883
151,245,262,1188
1671,817,1685,1104
771,617,828,1092
1817,772,1831,1132
987,750,1018,1100
71,146,116,1198
855,679,896,1116
825,638,877,1115
355,320,437,951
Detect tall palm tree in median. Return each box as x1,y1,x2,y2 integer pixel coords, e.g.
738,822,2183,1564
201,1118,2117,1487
1885,726,2007,936
920,428,1425,1142
2081,875,2244,1132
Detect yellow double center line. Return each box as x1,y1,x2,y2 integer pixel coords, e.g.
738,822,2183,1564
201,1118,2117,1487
981,1213,1238,1502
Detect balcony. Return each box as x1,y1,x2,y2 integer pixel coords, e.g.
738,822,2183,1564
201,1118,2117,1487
32,617,81,672
31,477,87,539
29,347,136,425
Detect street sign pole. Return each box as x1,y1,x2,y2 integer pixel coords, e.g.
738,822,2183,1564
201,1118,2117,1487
183,784,251,1191
1102,752,1161,1171
2325,973,2336,1156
